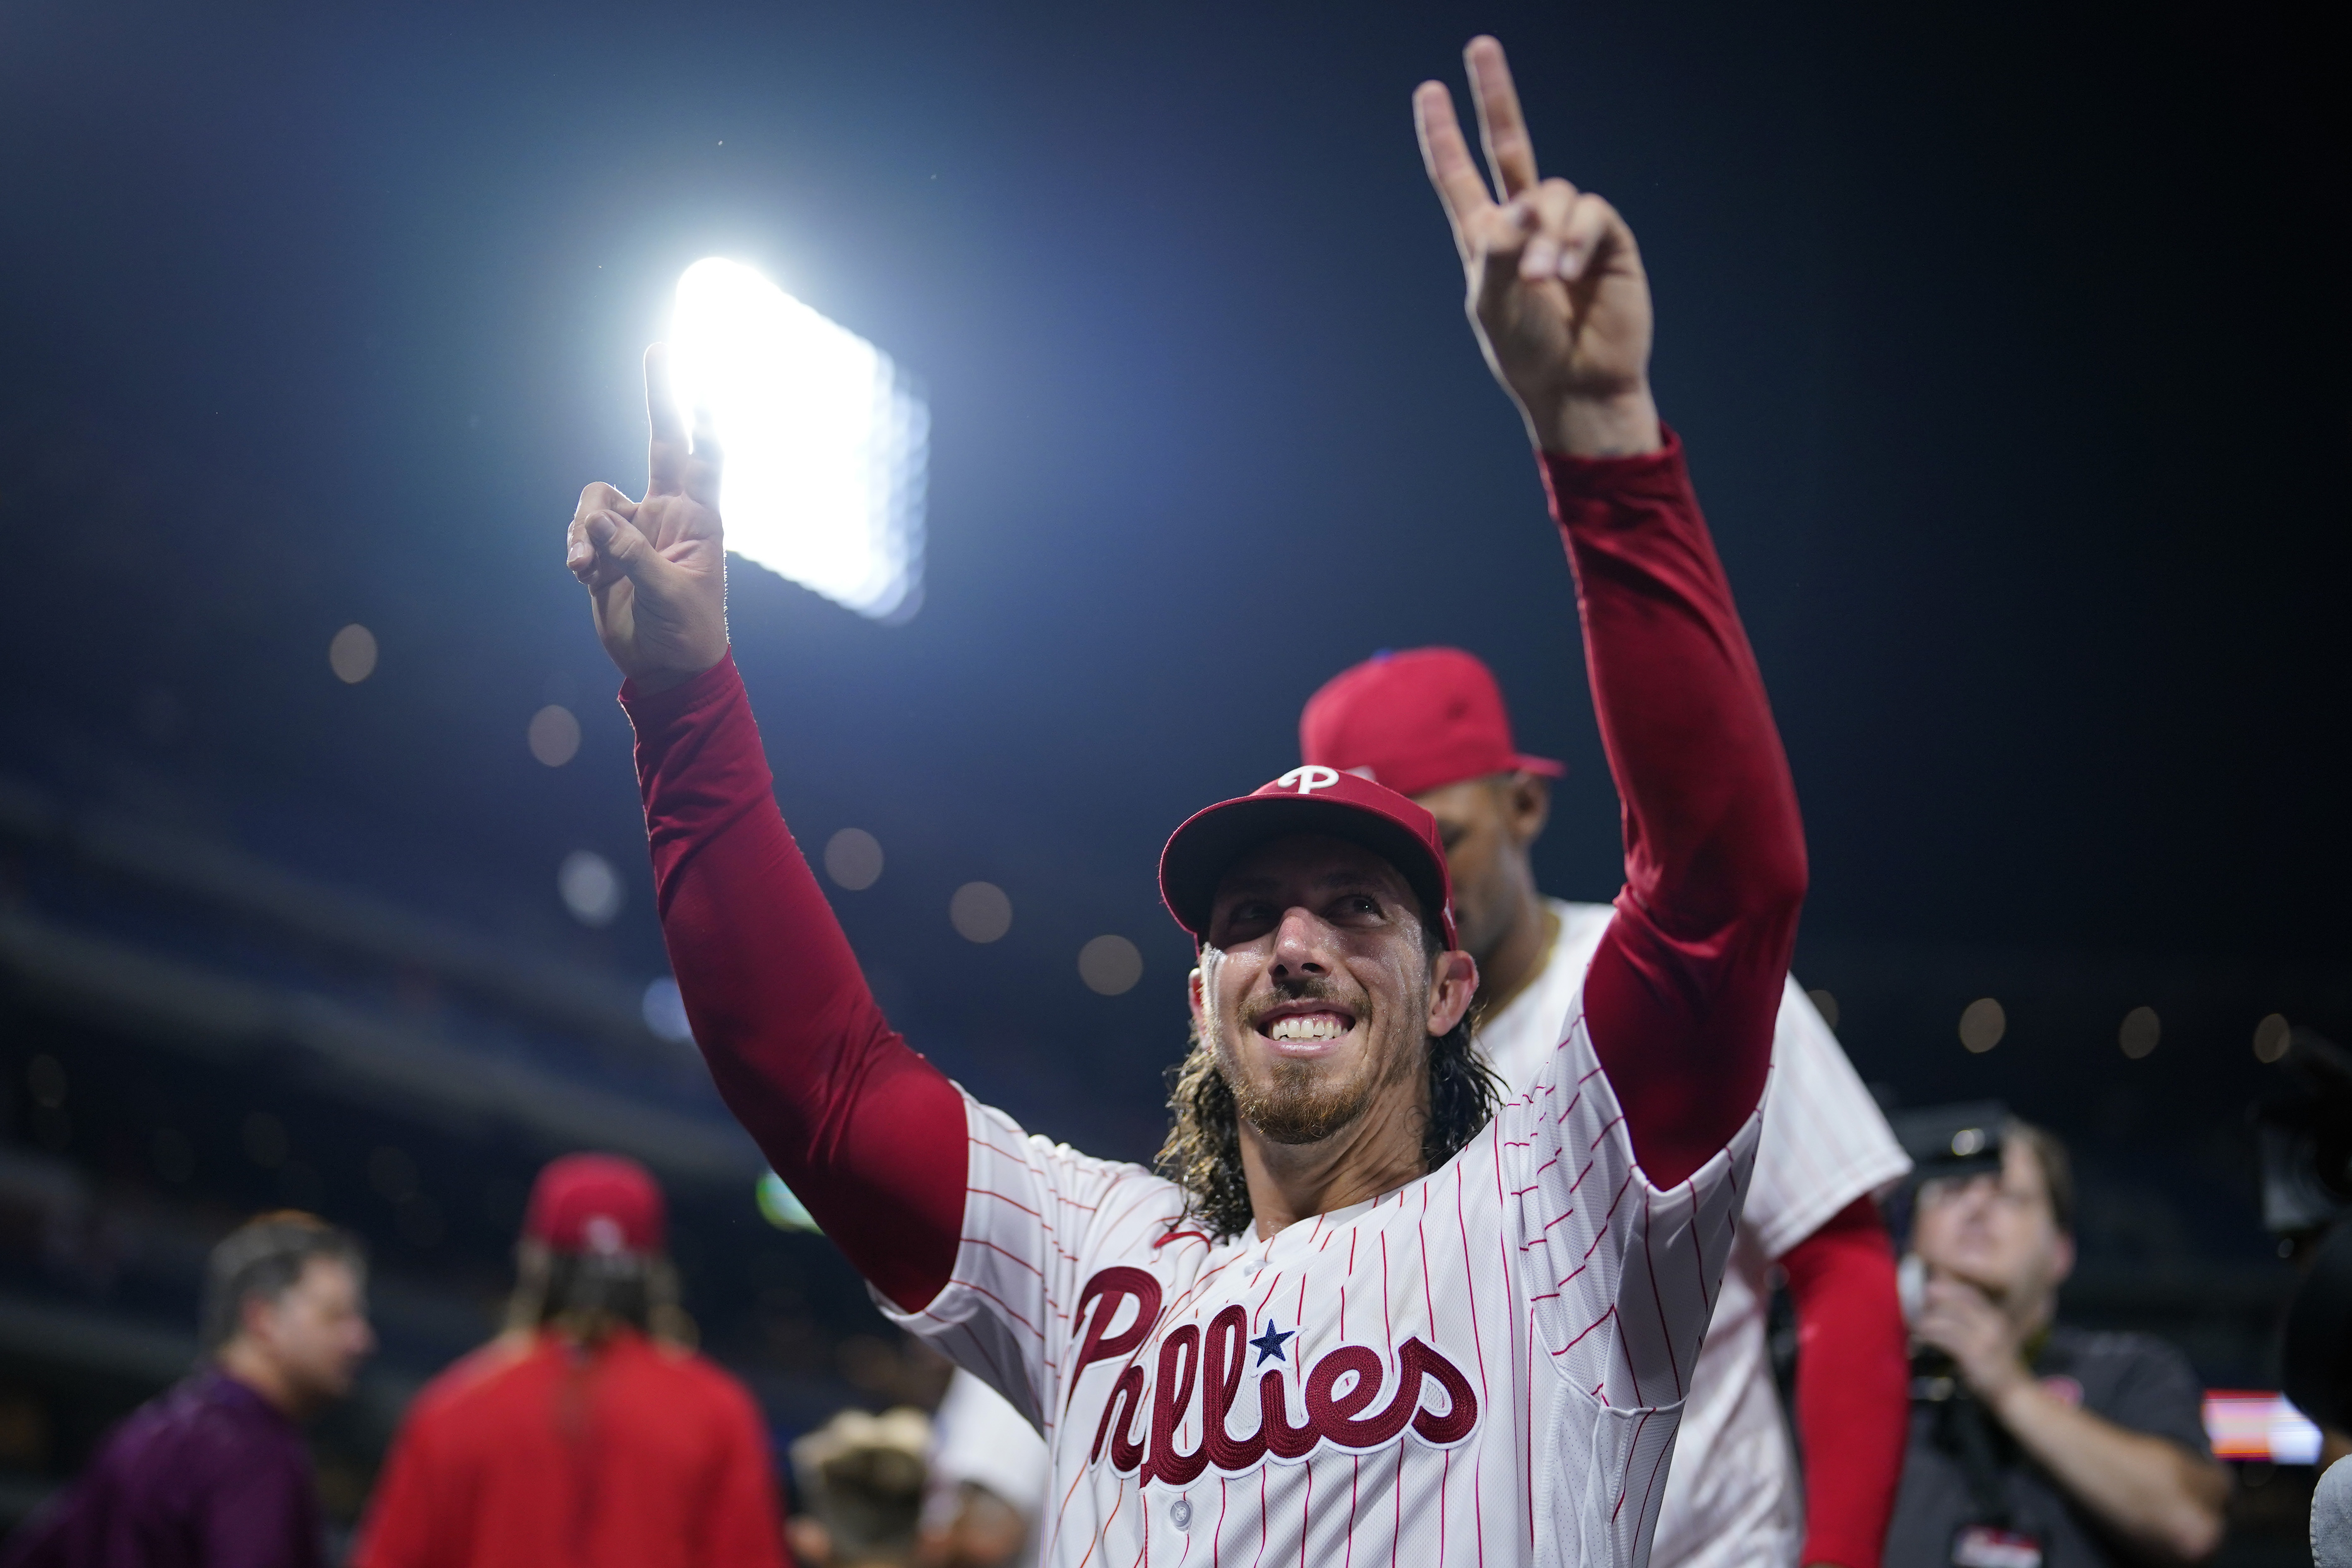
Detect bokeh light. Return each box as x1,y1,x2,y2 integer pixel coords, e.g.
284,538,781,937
529,704,581,767
558,849,622,927
824,828,884,891
756,1172,822,1233
949,881,1012,944
642,977,694,1045
1806,988,1840,1030
2253,1013,2291,1063
1079,935,1144,996
1958,997,2006,1053
668,258,927,622
2118,1005,2160,1059
329,623,378,683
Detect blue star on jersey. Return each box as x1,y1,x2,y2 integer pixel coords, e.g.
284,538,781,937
1249,1320,1295,1366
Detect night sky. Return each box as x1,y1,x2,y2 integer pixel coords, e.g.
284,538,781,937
0,0,2343,1208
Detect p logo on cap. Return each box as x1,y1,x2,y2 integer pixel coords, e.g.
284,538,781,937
523,1154,666,1256
1158,766,1459,950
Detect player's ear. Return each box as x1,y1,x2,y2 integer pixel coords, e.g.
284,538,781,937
1426,949,1478,1037
236,1287,281,1351
1501,770,1550,848
1186,963,1208,1025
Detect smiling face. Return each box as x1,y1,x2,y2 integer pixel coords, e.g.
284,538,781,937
1188,833,1475,1149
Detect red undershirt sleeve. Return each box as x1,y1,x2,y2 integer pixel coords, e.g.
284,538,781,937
623,654,966,1311
1540,430,1807,1189
1781,1197,1909,1568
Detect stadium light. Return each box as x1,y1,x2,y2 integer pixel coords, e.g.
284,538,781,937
667,258,928,622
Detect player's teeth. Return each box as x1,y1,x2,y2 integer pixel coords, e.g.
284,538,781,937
1268,1014,1346,1042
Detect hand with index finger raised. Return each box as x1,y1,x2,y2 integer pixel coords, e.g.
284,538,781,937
1415,37,1660,458
565,344,730,691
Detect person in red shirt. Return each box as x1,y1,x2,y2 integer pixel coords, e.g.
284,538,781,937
352,1154,790,1568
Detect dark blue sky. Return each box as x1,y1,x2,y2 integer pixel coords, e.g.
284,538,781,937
0,0,2342,1164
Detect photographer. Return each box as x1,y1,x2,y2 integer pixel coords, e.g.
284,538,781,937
1889,1122,2227,1568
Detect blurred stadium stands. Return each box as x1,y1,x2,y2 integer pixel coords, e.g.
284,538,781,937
0,755,947,1532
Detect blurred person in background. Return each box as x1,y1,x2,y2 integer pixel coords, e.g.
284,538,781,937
2291,1218,2352,1472
1299,646,1913,1568
1889,1123,2226,1567
352,1153,787,1568
918,1372,1045,1568
787,1408,929,1568
2,1212,372,1568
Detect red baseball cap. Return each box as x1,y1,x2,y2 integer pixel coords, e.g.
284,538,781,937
524,1153,666,1256
1159,766,1457,950
1300,648,1564,800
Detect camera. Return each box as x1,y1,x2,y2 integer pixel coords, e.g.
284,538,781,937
1883,1100,2010,1270
1889,1100,2011,1186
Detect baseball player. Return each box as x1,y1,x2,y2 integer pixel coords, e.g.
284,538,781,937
353,1155,788,1568
1300,647,1913,1568
567,36,1805,1567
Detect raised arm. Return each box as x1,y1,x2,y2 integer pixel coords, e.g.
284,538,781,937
1418,39,1805,1188
566,349,965,1311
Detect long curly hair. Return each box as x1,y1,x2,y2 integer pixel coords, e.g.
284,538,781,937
1155,994,1503,1243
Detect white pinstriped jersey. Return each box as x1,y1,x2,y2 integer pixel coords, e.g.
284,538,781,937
1480,901,1911,1568
880,974,1763,1568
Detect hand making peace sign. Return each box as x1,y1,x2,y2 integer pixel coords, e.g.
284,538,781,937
1416,38,1663,458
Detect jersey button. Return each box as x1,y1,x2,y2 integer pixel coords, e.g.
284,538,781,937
1170,1498,1193,1530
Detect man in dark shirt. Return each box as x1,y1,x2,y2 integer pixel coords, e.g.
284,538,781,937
4,1211,375,1568
1888,1124,2226,1568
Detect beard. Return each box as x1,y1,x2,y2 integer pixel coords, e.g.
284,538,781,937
1209,966,1425,1147
1229,1054,1385,1145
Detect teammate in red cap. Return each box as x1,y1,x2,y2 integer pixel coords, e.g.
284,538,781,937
352,1155,788,1568
568,36,1803,1566
1302,646,1912,1568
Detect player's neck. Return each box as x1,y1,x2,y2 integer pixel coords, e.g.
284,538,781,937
1237,1075,1430,1240
1473,877,1557,1023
